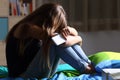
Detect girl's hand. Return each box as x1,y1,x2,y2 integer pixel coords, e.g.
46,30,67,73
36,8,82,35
60,27,82,47
67,26,78,36
61,27,70,39
61,26,78,39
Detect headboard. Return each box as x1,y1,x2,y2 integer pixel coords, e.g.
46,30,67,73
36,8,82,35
79,30,120,56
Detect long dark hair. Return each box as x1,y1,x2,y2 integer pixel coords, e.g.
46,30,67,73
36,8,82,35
6,3,68,68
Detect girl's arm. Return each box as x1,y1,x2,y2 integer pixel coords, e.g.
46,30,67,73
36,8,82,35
61,26,82,46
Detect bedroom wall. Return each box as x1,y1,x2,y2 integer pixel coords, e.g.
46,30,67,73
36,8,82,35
0,42,6,65
80,31,120,56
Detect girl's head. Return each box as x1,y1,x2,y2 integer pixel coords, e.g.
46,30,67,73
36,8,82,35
8,3,67,40
7,3,67,40
31,3,68,36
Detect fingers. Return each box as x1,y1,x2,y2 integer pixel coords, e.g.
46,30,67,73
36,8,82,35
61,27,70,38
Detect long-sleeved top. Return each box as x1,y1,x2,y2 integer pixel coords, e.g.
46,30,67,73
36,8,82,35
6,36,59,78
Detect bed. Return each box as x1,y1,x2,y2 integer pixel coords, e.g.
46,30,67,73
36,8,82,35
0,30,120,80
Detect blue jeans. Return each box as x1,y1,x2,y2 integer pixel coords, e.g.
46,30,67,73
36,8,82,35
50,44,91,73
21,44,92,78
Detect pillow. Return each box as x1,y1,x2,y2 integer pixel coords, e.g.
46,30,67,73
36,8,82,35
95,60,120,73
57,51,120,72
89,51,120,65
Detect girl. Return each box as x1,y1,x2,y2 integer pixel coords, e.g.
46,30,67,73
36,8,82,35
5,3,95,79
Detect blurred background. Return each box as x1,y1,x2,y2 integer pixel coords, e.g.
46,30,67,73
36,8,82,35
36,0,120,32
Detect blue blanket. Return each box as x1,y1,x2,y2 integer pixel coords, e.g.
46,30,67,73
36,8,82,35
47,60,120,80
1,60,120,80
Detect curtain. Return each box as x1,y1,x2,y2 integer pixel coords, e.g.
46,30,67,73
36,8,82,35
35,0,120,32
83,0,120,32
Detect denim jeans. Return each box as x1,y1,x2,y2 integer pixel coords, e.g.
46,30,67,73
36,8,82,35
54,44,91,73
21,44,91,78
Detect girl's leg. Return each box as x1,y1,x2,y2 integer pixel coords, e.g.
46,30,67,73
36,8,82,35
71,44,96,73
71,44,91,64
55,45,89,73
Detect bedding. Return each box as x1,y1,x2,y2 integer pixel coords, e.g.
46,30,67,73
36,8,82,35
0,51,120,80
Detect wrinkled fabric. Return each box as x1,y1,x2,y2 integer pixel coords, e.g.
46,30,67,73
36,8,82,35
1,60,120,80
